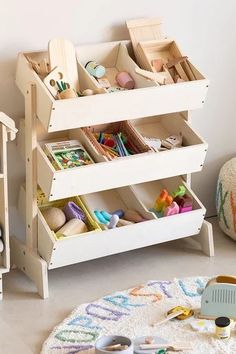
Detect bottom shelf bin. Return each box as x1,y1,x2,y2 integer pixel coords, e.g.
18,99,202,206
38,177,206,270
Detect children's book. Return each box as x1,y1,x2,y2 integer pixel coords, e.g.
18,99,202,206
45,140,94,170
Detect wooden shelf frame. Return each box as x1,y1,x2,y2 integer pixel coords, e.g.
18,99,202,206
0,112,17,300
9,82,215,299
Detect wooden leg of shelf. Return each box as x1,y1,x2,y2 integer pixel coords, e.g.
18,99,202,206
0,274,2,300
10,236,49,299
192,220,215,257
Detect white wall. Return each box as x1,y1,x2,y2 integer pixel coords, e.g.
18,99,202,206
1,0,236,217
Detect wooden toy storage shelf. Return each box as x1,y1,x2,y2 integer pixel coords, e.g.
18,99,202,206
0,113,17,300
11,38,214,299
16,40,209,133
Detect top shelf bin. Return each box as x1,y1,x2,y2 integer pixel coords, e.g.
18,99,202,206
16,39,209,133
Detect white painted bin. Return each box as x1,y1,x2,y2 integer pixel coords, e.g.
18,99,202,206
16,40,209,133
37,176,205,269
37,112,207,201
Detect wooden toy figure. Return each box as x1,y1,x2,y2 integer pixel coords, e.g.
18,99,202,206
174,194,193,213
154,189,173,213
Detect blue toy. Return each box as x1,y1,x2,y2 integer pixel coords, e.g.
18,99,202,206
112,209,125,218
94,210,108,224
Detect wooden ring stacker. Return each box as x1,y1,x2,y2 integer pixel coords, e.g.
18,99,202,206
167,306,194,320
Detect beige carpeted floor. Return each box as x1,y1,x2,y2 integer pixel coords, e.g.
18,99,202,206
0,217,235,354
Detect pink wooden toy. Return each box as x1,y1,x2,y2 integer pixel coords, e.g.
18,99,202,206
164,202,180,216
116,71,135,90
151,59,163,72
174,195,193,213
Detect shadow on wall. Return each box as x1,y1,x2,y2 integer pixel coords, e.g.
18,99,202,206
0,58,24,117
0,56,25,208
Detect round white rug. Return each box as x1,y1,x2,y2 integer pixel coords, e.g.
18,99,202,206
41,277,236,354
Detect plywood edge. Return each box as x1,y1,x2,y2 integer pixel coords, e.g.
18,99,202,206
10,236,49,298
37,145,54,198
126,18,162,29
16,53,54,131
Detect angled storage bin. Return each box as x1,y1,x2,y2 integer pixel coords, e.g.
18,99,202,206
16,38,208,133
38,176,205,269
38,196,102,269
36,112,207,201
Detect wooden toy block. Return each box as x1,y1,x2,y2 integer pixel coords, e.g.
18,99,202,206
151,58,163,72
39,59,49,77
43,66,69,98
166,56,188,69
48,38,79,91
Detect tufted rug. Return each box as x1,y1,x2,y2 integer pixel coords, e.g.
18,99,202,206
41,277,236,354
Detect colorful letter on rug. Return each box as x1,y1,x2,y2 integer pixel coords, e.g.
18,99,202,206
41,277,236,354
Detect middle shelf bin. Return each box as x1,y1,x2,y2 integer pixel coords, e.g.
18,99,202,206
36,112,208,201
37,176,205,269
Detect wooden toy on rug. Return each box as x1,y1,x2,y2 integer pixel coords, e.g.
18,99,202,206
198,275,236,320
103,344,129,351
139,342,192,352
56,218,88,237
48,38,79,92
151,306,193,327
95,335,133,354
134,337,192,353
151,309,184,327
41,207,66,232
190,319,213,333
167,306,194,320
133,336,168,354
